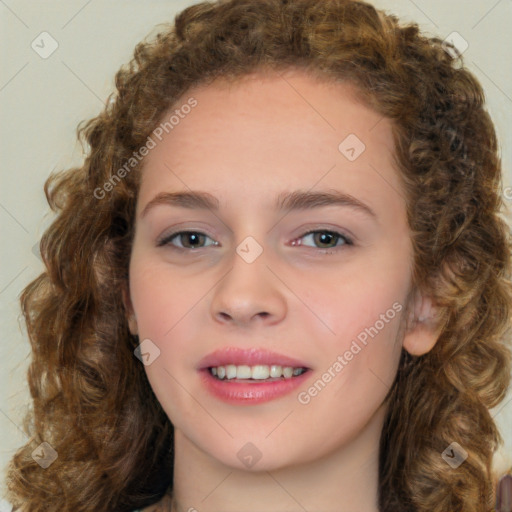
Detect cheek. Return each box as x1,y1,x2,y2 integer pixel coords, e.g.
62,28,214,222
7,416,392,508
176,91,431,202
128,256,209,377
129,257,199,339
302,268,407,345
297,288,404,427
296,263,407,405
128,259,203,421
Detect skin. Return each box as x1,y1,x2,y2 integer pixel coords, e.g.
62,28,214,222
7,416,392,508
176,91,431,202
124,68,440,512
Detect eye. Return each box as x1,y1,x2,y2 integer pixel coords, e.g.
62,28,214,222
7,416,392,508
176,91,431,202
157,231,218,250
156,229,353,253
292,229,353,253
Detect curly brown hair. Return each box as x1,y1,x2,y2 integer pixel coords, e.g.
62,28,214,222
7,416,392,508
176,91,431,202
5,0,512,510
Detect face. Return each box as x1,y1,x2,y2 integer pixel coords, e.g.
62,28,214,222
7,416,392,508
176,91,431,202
126,69,415,471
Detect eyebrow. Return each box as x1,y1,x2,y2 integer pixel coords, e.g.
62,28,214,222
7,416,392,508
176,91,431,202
140,189,377,219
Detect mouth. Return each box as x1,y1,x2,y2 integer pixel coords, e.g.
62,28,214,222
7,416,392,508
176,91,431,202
198,346,311,377
208,364,309,382
197,347,312,404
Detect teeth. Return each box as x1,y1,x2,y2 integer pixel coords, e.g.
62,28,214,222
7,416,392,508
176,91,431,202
270,365,281,378
209,364,306,380
226,364,237,379
252,365,269,379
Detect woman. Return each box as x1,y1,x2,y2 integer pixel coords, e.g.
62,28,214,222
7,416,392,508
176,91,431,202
5,0,512,510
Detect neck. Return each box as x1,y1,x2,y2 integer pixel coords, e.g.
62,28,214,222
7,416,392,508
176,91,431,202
169,402,387,512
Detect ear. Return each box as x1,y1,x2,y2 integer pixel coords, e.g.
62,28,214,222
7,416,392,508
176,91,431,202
402,288,442,356
122,283,139,336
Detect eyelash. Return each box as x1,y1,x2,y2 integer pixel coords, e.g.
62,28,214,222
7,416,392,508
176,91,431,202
156,229,354,254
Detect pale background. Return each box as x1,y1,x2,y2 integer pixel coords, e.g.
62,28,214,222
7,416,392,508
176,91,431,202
1,0,511,508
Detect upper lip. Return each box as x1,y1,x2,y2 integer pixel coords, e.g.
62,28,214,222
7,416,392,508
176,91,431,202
197,347,311,370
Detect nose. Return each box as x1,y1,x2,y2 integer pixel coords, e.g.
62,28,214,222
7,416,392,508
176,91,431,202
209,249,287,328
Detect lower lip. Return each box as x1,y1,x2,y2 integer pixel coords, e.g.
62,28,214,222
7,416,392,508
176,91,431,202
198,368,311,405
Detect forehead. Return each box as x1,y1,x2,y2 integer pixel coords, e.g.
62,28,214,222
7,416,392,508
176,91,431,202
137,69,405,220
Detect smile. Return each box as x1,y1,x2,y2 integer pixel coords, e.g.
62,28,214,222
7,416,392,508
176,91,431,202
209,364,307,380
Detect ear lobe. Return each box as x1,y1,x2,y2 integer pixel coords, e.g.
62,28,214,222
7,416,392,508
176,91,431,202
402,291,442,356
122,284,139,336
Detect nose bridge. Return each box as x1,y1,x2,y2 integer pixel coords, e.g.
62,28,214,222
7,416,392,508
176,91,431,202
209,237,287,325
